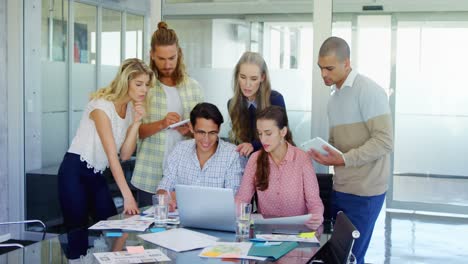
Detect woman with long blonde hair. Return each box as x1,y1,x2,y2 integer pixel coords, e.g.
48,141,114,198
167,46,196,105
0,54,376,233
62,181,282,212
228,51,285,157
58,58,155,261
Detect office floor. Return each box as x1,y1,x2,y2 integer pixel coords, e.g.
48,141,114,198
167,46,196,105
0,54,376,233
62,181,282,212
365,205,468,263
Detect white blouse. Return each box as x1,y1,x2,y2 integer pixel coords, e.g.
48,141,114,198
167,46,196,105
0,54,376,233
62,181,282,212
68,98,133,173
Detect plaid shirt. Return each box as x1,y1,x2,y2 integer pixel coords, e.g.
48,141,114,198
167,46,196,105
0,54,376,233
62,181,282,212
157,139,244,193
131,77,203,193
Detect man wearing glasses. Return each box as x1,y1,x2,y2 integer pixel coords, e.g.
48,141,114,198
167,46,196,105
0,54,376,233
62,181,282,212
156,103,244,211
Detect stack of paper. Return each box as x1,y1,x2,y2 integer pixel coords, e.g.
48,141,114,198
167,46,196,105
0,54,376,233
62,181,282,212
138,228,219,252
255,233,319,244
199,242,266,261
253,214,311,225
89,216,153,232
93,249,170,264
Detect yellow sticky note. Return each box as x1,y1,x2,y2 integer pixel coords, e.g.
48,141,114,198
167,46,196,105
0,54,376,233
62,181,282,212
202,251,222,257
126,246,145,254
298,232,316,238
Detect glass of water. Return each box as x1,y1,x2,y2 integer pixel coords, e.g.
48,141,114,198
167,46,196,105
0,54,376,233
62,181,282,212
152,193,169,227
235,202,252,240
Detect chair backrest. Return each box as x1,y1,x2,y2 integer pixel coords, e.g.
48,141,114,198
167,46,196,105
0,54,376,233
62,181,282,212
329,211,360,263
308,211,360,264
316,173,333,228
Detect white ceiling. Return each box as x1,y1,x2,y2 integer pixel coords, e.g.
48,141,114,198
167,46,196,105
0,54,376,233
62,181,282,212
163,0,468,16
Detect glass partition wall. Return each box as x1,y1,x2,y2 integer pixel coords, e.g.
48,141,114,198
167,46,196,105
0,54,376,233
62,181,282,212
163,0,468,217
331,11,468,215
164,16,315,146
391,15,468,213
25,0,147,231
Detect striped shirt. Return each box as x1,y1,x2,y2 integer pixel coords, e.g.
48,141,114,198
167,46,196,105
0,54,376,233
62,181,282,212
328,70,394,196
157,139,244,193
132,77,203,193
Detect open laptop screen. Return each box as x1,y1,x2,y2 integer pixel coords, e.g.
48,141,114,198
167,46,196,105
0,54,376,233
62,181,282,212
175,185,237,232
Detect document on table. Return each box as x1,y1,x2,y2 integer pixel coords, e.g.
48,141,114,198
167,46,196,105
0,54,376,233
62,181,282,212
255,233,319,244
254,214,311,225
139,228,219,252
93,249,170,264
89,216,153,232
199,242,266,261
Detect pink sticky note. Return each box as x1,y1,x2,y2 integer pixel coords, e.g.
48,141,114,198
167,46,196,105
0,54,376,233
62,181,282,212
126,246,145,254
221,253,241,259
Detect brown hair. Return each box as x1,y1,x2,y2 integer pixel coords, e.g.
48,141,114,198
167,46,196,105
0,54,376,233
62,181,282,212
255,106,295,191
150,21,187,85
228,52,272,144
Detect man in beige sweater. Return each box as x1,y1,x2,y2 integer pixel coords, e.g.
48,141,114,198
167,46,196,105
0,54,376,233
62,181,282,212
309,37,394,264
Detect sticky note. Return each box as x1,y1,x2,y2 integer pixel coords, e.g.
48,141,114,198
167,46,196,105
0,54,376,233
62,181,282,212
150,227,166,233
106,232,122,237
298,232,316,238
126,246,145,254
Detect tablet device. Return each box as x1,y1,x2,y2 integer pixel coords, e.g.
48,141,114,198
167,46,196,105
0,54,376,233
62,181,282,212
300,137,343,156
165,119,190,130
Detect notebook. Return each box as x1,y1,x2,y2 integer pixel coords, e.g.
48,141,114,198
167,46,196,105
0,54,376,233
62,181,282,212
248,241,299,260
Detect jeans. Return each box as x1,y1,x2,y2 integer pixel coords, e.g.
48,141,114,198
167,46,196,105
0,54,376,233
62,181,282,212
58,153,117,259
332,190,385,264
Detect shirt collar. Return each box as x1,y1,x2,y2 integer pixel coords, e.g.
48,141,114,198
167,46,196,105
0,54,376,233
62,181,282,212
191,138,223,164
332,69,357,93
246,99,257,109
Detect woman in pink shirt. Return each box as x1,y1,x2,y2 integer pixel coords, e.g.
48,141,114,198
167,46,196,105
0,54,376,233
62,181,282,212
235,106,324,229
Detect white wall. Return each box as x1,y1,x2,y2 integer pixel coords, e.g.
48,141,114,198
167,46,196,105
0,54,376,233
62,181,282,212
211,19,248,68
168,19,213,68
0,0,9,235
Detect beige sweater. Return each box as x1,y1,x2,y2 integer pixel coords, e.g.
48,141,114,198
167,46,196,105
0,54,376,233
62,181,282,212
328,71,394,196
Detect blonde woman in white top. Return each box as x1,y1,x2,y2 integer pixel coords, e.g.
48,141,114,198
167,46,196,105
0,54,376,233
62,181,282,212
58,58,155,261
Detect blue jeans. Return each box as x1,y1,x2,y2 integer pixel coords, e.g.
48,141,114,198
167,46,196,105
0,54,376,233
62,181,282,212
58,153,117,259
332,190,385,264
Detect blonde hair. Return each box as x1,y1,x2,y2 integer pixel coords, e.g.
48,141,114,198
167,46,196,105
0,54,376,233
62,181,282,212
228,51,272,143
91,58,155,106
150,21,187,85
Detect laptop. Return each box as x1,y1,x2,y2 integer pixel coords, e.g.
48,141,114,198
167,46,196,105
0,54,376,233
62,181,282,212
175,185,237,232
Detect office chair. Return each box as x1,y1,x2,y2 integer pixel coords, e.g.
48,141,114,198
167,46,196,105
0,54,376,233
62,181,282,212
316,173,333,232
307,211,360,264
0,220,47,254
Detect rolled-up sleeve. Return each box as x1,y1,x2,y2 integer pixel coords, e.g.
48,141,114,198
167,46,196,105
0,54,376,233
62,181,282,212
302,157,324,224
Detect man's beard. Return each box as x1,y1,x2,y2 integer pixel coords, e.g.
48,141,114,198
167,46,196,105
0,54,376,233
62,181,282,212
158,68,175,78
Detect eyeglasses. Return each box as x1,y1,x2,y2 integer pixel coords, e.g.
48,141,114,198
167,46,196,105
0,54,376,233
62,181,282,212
194,130,219,139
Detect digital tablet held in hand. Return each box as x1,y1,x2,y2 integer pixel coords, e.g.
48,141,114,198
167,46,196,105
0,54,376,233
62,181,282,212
165,119,190,130
300,137,343,156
